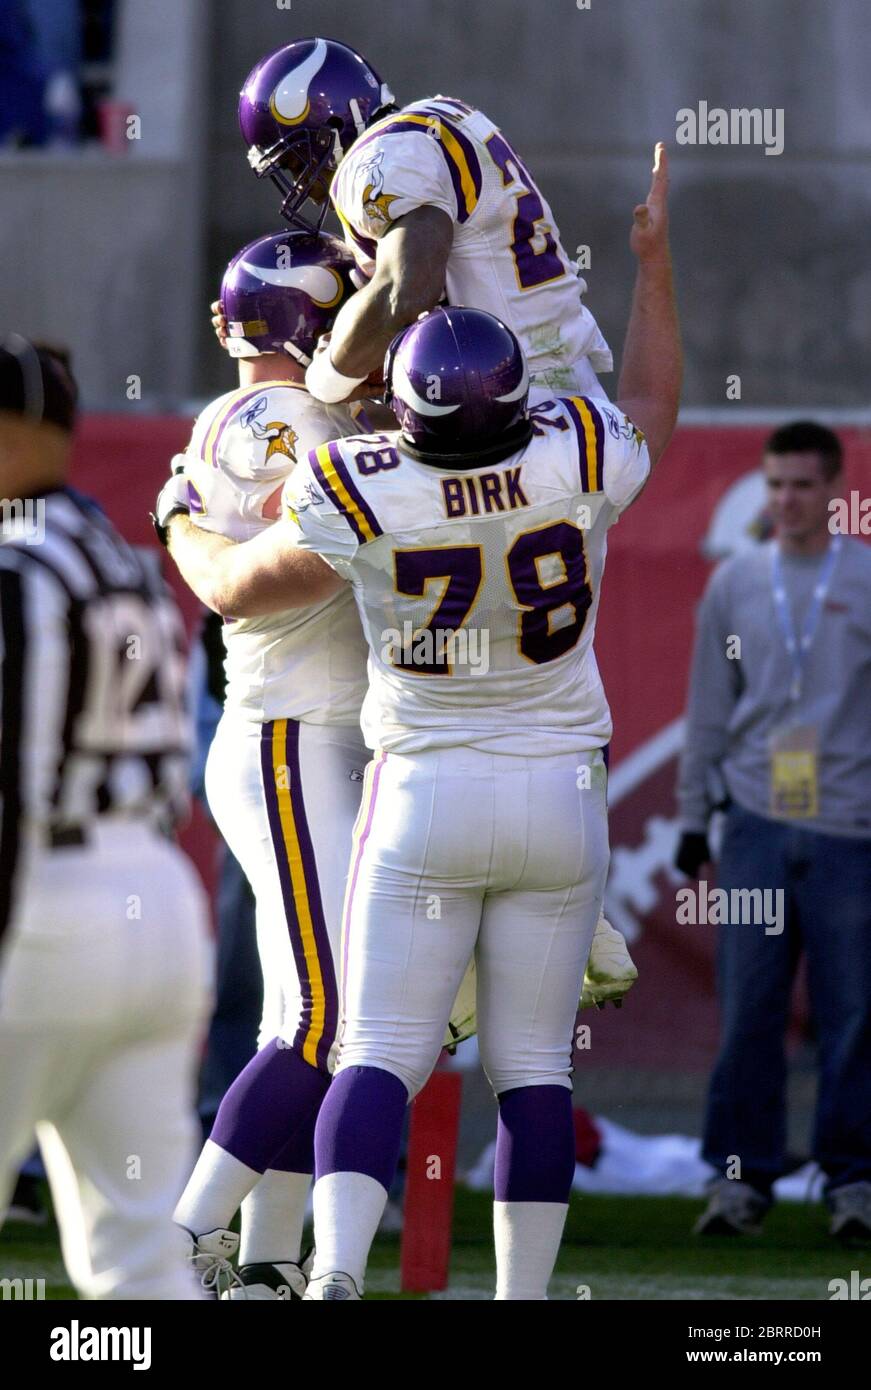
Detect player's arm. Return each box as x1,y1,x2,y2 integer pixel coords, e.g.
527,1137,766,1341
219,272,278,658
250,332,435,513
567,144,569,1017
306,206,453,400
615,143,682,469
165,514,344,617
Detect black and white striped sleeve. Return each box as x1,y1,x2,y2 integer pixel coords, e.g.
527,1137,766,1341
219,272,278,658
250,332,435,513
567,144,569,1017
0,550,73,943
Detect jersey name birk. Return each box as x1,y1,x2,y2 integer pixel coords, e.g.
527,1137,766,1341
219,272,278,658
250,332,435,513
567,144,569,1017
441,467,529,519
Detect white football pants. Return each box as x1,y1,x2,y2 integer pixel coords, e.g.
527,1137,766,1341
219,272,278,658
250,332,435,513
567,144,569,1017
339,746,610,1098
205,714,368,1069
529,358,609,404
0,822,213,1299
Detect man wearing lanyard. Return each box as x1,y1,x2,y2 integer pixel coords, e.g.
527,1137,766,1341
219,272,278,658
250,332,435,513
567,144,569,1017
675,421,871,1241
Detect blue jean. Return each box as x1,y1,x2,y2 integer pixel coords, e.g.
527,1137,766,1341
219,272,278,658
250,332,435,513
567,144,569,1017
702,803,871,1197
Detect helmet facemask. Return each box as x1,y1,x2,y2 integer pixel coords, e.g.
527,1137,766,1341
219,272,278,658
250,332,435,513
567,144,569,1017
247,127,341,232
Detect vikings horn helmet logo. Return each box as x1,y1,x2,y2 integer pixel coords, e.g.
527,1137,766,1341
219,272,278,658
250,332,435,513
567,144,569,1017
239,38,396,231
221,231,358,363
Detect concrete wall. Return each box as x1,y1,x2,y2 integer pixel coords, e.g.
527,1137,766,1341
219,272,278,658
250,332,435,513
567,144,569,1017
0,155,196,408
0,0,209,408
205,0,871,407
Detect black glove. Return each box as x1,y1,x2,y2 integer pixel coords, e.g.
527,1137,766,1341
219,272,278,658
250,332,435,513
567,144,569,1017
675,831,711,878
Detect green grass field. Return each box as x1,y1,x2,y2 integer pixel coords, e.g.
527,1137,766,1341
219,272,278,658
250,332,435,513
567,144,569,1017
0,1188,858,1300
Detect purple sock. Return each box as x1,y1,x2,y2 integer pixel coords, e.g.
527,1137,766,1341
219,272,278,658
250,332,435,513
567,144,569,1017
210,1038,330,1173
494,1085,576,1203
269,1103,319,1174
315,1066,408,1191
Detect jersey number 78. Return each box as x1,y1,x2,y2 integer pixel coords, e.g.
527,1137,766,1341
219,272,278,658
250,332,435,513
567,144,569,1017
392,519,592,675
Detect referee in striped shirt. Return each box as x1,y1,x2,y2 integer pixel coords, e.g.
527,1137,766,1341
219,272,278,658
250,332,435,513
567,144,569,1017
0,337,213,1299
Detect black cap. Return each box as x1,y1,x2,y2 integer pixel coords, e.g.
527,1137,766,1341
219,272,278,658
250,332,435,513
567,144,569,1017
0,335,78,433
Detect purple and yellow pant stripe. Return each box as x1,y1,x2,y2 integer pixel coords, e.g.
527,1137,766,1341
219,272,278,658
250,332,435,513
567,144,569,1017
260,718,338,1072
565,395,605,493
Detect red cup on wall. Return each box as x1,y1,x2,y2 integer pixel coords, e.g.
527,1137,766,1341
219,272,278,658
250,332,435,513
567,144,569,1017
97,101,137,154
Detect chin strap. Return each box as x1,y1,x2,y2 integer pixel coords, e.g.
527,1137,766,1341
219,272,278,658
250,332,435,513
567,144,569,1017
348,99,366,139
282,340,312,369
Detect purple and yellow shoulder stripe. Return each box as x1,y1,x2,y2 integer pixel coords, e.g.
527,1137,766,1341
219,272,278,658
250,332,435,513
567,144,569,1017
564,396,605,493
310,441,383,545
351,107,482,223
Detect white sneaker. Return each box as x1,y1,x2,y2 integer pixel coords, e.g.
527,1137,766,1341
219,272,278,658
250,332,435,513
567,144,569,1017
828,1181,871,1244
222,1259,310,1300
303,1271,362,1301
693,1180,770,1236
579,916,639,1009
184,1227,244,1298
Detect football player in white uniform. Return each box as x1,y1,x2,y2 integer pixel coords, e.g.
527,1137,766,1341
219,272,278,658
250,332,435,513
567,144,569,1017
156,230,378,1298
235,37,611,407
234,35,640,1016
161,230,617,1301
159,154,680,1299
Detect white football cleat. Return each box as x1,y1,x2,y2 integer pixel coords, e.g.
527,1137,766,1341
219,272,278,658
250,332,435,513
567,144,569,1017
222,1259,310,1300
184,1226,244,1298
303,1271,362,1300
579,916,639,1010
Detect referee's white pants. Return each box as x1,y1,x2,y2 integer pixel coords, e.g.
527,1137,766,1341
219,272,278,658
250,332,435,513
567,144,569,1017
205,713,367,1071
339,746,610,1098
0,823,213,1300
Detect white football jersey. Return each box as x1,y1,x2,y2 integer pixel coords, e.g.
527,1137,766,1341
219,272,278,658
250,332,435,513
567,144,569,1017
330,97,612,382
185,380,369,723
282,396,650,755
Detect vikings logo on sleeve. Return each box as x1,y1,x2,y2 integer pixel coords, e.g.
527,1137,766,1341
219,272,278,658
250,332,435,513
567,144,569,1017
356,151,400,227
334,106,480,242
252,418,299,464
283,474,328,522
241,395,299,465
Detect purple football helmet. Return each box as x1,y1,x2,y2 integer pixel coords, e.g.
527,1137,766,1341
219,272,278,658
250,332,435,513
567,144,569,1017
384,307,531,461
221,231,358,363
239,38,395,230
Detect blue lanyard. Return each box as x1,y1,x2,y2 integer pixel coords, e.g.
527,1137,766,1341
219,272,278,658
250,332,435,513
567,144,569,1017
771,536,842,703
